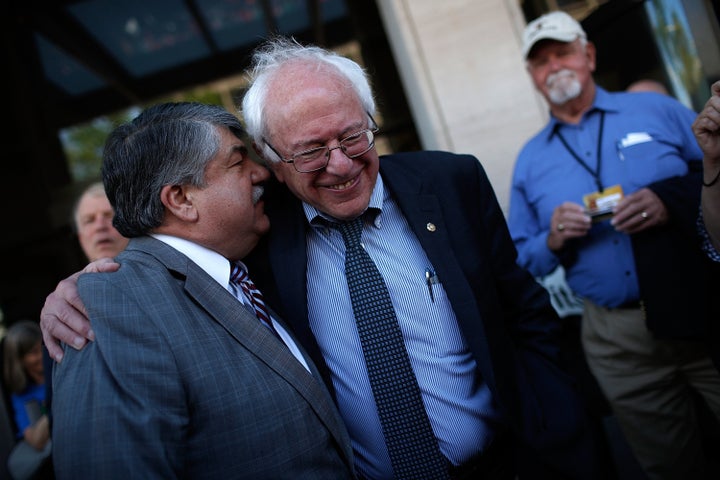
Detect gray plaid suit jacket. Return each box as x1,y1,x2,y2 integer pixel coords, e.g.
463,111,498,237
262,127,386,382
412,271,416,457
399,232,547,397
52,236,355,479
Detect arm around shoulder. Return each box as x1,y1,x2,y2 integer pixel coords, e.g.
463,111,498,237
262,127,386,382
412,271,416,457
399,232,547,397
40,257,120,361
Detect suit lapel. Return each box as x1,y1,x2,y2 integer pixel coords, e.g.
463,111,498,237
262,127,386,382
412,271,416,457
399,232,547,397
127,237,353,465
379,159,495,384
379,159,478,315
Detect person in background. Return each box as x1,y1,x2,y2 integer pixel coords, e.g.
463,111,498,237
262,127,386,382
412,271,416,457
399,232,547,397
39,182,130,425
692,80,720,374
2,320,51,480
509,10,720,480
693,80,720,261
41,37,601,479
625,79,669,95
73,182,128,262
51,102,355,479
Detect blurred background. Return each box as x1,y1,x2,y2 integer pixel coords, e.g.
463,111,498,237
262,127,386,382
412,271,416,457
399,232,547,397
2,0,719,329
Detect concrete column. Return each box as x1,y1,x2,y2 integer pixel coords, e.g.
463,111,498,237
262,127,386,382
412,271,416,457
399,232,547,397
375,0,549,212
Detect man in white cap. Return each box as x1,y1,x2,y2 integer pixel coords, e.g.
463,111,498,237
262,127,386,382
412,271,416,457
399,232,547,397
508,10,720,480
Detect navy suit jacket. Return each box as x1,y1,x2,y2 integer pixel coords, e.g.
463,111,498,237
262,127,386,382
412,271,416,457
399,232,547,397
248,151,600,477
52,237,355,479
633,164,709,339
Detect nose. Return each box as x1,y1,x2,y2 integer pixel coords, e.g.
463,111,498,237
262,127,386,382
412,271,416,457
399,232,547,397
547,54,563,71
94,216,112,230
251,161,271,182
324,144,353,174
326,144,344,157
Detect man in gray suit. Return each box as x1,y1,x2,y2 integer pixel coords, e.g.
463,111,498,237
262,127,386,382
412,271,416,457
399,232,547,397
51,102,355,479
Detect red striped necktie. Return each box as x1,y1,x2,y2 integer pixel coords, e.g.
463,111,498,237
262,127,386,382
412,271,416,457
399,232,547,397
230,263,280,338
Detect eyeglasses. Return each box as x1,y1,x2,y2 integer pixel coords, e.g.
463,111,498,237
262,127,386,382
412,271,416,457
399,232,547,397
264,117,379,173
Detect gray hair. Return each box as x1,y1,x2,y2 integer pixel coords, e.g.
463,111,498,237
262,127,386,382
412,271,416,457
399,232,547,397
241,36,376,163
71,181,107,232
102,102,245,237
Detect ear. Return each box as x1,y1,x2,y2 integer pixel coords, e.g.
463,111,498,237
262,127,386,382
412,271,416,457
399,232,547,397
160,184,198,222
585,41,597,73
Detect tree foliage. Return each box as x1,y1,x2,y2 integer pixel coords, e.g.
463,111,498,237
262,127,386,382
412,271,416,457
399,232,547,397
61,89,225,181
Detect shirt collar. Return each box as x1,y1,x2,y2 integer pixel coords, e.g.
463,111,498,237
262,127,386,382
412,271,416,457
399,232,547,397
150,233,246,290
304,174,385,228
546,86,620,138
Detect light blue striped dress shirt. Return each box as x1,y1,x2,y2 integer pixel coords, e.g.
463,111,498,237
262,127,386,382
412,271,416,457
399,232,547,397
304,176,501,480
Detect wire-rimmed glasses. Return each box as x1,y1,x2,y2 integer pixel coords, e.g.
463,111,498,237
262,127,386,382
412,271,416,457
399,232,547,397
264,117,379,173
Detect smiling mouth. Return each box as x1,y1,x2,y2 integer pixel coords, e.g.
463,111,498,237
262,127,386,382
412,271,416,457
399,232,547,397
327,177,357,191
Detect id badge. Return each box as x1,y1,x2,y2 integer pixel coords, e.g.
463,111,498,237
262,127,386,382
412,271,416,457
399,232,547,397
583,185,623,222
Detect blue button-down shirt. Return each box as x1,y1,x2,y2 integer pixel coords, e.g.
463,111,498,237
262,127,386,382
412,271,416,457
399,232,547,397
304,176,500,480
509,87,702,307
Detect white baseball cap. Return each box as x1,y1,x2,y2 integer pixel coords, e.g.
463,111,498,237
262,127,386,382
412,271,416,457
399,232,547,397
522,11,586,59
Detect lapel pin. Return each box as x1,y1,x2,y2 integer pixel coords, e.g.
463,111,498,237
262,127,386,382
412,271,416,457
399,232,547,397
426,222,436,232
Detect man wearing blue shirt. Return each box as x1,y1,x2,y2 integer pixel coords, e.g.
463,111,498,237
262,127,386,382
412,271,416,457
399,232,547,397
509,10,720,480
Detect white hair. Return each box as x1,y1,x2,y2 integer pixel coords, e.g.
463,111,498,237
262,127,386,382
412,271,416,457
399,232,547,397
241,37,376,163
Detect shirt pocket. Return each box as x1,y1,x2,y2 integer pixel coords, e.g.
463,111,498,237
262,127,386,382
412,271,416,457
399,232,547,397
619,138,688,188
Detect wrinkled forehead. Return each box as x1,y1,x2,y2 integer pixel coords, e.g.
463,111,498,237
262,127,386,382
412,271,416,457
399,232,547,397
79,191,110,208
264,63,363,134
271,60,356,100
76,191,112,219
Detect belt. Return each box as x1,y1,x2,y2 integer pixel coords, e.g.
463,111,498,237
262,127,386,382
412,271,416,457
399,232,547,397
447,431,514,480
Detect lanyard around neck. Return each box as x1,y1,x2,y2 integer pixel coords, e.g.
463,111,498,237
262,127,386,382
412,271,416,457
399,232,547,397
554,110,606,192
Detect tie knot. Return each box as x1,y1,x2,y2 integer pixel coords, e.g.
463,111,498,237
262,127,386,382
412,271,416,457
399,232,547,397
228,262,279,337
229,262,250,286
335,217,364,249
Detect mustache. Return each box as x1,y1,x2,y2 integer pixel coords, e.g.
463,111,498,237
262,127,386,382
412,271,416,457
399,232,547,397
546,69,576,87
252,185,264,205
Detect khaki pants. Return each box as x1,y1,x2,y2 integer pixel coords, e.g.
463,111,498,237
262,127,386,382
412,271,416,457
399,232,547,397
581,300,720,480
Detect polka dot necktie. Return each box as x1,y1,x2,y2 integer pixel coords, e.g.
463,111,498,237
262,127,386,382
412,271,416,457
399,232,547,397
334,217,449,479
